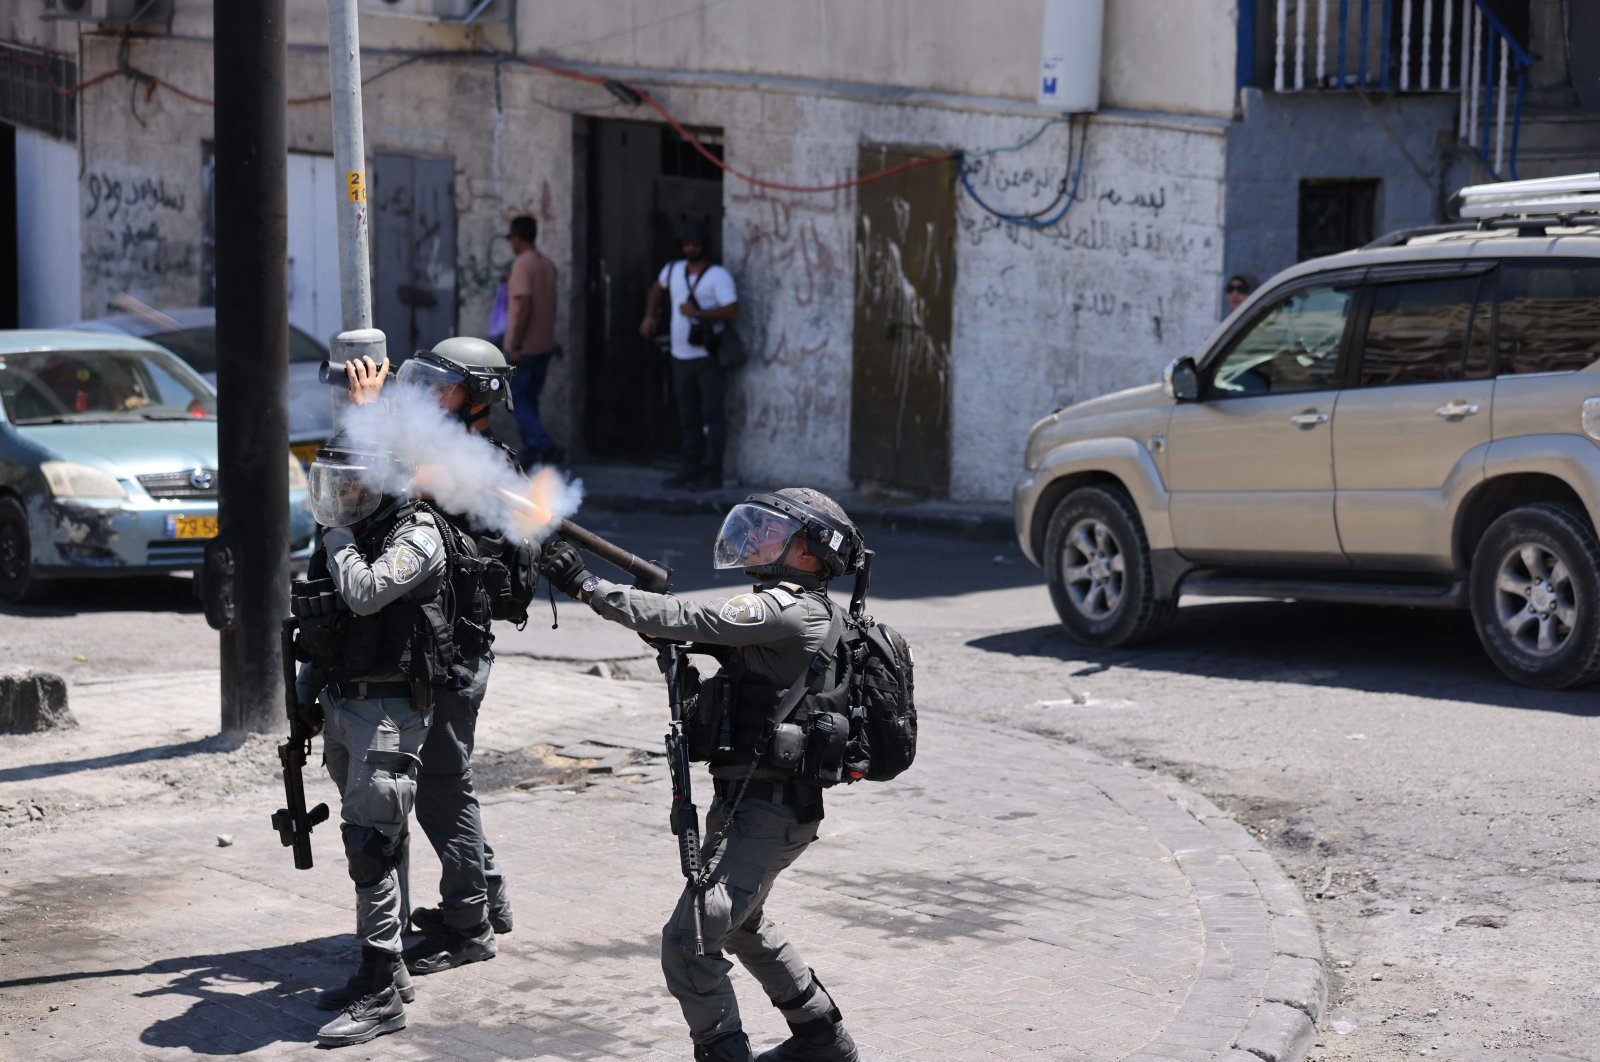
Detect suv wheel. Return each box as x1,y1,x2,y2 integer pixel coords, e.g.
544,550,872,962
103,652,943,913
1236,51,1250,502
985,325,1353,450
1044,485,1175,647
1469,503,1600,689
0,497,47,605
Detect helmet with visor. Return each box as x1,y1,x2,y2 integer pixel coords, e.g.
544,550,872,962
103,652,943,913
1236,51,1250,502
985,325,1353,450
712,488,862,581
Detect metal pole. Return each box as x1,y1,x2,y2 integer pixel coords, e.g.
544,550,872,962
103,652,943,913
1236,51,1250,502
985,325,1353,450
214,0,290,733
326,0,386,369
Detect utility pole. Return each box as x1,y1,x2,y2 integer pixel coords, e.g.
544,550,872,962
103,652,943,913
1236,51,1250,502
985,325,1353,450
326,0,387,375
213,0,290,733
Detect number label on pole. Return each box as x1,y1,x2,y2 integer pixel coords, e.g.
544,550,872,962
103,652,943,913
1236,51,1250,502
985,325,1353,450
346,171,366,203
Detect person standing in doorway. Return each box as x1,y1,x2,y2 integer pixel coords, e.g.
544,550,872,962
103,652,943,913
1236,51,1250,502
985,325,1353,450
506,215,564,468
640,219,738,491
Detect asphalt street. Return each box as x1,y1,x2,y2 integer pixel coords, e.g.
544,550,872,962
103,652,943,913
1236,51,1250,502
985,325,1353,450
3,507,1597,1059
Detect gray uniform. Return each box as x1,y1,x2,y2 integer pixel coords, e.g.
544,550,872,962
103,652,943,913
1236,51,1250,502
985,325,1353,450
587,576,843,1045
305,510,447,955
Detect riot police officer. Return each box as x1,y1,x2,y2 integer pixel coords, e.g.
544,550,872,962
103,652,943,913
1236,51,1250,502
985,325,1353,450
541,488,865,1062
345,339,520,974
294,440,453,1047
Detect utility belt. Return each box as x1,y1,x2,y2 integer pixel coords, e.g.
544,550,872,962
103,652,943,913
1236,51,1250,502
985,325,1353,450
324,679,432,709
692,669,851,786
714,777,824,823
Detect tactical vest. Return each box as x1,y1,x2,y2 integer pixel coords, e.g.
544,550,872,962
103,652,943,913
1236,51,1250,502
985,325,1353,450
687,588,854,785
294,502,465,688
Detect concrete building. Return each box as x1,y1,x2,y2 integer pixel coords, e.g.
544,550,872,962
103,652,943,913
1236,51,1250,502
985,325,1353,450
2,0,1595,501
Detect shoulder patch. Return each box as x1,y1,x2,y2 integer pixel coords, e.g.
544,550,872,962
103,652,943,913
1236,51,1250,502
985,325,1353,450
393,545,423,582
404,530,438,558
760,586,797,608
720,593,768,625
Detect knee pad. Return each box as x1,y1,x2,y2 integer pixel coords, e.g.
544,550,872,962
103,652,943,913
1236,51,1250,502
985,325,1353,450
342,824,400,888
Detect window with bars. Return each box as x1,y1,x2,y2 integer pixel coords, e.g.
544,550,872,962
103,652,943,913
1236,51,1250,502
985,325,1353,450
0,44,76,142
1298,179,1378,261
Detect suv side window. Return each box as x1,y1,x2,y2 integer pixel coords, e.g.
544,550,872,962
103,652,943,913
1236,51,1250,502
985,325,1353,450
1497,261,1600,374
1356,275,1490,387
1207,284,1353,398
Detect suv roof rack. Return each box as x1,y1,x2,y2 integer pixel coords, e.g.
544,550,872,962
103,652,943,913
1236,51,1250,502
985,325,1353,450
1455,172,1600,220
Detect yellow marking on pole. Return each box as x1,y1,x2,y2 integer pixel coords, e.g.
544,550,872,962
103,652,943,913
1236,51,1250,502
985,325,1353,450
346,171,366,203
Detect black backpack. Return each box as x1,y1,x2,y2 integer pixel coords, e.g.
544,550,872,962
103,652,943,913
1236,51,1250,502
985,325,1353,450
474,530,538,627
839,610,917,782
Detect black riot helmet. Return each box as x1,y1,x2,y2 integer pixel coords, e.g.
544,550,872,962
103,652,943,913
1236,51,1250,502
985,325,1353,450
713,487,863,581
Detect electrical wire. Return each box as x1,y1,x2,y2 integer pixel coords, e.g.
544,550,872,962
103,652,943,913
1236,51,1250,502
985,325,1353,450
958,116,1087,230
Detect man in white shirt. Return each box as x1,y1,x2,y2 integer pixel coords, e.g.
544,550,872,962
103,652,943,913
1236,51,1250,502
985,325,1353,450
640,220,738,490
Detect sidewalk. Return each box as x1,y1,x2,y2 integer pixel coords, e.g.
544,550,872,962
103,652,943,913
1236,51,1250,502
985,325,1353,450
568,461,1016,541
0,657,1323,1061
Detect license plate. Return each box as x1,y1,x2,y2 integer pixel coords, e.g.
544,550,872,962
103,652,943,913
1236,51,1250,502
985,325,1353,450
166,514,218,539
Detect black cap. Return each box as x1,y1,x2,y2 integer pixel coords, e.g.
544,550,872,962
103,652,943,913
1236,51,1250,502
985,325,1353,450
678,219,710,246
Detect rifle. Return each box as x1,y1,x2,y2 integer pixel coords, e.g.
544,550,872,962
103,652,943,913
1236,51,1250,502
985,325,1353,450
661,642,705,955
272,618,331,870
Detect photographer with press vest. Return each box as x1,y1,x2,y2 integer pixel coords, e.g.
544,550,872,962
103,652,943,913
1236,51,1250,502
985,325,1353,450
540,488,916,1062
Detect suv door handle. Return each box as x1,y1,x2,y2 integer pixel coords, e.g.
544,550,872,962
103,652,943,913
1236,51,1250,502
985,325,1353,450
1434,401,1481,418
1289,411,1329,428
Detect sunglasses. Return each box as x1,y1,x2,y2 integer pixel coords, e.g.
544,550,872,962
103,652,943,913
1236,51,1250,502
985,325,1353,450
1226,282,1249,293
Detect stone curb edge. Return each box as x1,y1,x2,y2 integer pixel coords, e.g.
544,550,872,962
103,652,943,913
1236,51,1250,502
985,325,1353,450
946,714,1326,1062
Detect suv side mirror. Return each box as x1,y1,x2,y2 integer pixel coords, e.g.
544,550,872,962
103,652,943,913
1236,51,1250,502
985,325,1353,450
1163,356,1199,402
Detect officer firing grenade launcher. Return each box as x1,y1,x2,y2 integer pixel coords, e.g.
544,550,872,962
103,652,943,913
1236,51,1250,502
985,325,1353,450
553,517,673,594
272,618,331,870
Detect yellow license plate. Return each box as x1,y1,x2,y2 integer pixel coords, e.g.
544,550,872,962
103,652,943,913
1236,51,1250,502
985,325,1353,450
291,442,321,466
166,515,218,539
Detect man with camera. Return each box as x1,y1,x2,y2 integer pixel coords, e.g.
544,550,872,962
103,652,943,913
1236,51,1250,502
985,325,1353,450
639,219,738,491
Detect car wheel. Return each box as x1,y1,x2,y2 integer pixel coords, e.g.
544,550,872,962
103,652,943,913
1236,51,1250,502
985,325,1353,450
1043,485,1175,647
0,497,48,605
1469,503,1600,689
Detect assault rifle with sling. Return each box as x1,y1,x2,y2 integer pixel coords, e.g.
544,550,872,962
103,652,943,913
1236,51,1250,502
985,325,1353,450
272,618,331,869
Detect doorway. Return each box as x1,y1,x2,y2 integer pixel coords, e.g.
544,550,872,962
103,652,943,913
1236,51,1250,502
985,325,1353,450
581,117,723,460
850,144,955,497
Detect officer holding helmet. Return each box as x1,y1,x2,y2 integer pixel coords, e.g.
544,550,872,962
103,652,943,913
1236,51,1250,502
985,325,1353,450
295,440,451,1047
344,339,519,976
540,488,865,1062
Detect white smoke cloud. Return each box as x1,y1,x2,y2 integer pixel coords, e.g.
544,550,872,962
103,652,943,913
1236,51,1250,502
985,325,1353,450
335,378,583,543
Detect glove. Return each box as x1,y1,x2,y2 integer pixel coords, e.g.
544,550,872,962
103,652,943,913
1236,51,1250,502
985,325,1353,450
540,539,594,600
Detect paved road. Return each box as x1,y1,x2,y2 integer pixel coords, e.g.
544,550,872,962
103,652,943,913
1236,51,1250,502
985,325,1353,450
5,507,1597,1059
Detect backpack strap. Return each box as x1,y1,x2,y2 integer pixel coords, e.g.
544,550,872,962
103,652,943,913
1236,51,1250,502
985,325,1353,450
763,599,844,733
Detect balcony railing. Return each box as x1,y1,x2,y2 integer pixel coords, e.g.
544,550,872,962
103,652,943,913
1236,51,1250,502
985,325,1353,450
1258,0,1533,178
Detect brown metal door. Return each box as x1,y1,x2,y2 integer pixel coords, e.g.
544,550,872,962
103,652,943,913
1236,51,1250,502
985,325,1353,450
851,145,954,496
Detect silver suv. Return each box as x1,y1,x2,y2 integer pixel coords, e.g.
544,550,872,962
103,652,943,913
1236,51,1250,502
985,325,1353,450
1014,174,1600,689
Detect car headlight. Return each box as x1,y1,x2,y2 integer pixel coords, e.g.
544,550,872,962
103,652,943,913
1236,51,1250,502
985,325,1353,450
40,460,126,499
287,451,309,492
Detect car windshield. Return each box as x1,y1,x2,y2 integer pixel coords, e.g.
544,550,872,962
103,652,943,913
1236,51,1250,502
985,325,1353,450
0,348,217,425
147,325,327,376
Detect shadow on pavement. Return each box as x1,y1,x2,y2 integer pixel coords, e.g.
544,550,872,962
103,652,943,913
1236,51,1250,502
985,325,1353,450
969,599,1600,715
0,734,244,784
0,574,200,617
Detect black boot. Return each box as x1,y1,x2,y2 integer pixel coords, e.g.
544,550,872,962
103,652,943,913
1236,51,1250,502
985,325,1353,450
403,920,496,975
314,949,415,1011
315,947,408,1047
755,1010,858,1062
695,1029,754,1061
412,903,513,937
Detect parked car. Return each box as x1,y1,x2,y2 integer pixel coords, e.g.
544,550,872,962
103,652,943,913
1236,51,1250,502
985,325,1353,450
66,306,336,465
1015,173,1600,689
0,330,314,603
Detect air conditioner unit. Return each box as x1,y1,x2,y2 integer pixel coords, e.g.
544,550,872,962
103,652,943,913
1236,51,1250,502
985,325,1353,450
363,0,432,16
44,0,173,27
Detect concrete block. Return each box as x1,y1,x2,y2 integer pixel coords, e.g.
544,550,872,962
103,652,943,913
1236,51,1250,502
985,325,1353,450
0,670,74,733
1232,1001,1316,1062
1263,954,1327,1022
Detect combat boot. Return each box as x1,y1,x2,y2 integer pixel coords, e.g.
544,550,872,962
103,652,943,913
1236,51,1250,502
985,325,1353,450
755,1009,859,1062
694,1029,754,1061
403,920,496,975
315,947,407,1047
412,903,514,936
314,950,415,1011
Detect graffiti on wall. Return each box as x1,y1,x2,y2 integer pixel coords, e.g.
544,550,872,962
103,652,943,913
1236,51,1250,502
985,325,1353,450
81,168,197,297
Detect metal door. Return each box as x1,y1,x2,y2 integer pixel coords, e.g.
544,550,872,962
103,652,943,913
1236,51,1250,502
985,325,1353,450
286,153,340,346
373,152,456,358
850,145,954,496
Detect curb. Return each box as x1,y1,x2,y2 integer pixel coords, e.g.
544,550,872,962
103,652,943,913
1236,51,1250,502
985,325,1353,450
946,717,1326,1062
